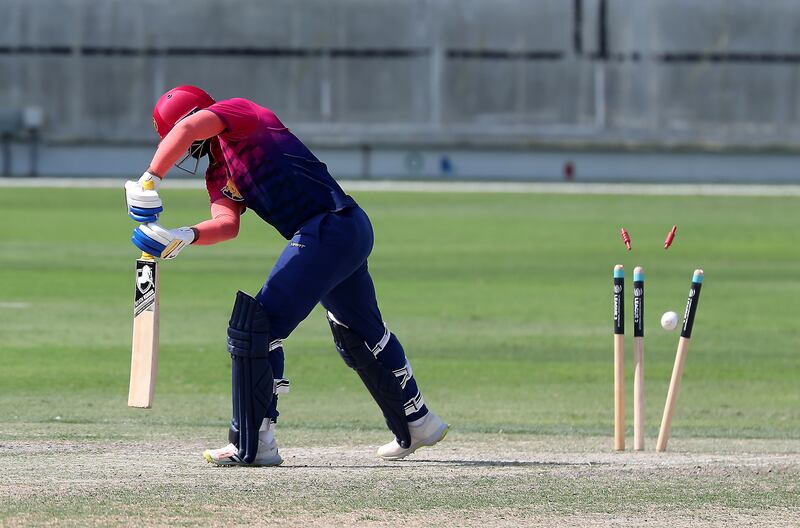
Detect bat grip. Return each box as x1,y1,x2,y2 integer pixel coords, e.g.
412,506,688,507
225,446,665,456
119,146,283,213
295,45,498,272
139,179,157,260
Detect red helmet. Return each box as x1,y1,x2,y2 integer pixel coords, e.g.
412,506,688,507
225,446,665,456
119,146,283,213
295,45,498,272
152,85,215,138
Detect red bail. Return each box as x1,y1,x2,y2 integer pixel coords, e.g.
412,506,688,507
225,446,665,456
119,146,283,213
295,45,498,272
620,228,631,251
664,225,677,249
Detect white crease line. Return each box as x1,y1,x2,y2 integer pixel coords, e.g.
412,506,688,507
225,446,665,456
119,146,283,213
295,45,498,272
0,178,204,189
0,302,31,309
1,177,800,197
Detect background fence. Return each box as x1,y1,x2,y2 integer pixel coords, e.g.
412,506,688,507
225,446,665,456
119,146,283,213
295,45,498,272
2,0,800,179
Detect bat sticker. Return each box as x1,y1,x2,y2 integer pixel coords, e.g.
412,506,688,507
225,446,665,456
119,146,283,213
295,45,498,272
134,260,157,316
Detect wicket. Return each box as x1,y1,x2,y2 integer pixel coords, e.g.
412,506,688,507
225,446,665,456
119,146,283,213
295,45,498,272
612,265,625,451
656,269,704,452
633,267,645,451
613,266,704,452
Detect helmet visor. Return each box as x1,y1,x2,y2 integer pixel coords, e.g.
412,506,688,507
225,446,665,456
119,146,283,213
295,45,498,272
174,139,210,175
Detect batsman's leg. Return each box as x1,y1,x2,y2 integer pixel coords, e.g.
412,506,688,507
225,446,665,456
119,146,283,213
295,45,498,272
203,291,282,466
322,262,449,460
206,211,370,466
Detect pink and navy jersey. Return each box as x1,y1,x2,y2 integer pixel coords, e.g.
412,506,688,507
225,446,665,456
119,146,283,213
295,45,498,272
204,98,356,239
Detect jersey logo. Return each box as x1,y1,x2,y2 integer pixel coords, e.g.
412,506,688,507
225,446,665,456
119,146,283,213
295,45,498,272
221,179,244,201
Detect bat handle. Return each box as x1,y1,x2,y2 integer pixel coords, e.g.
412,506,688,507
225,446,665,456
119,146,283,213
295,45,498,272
139,179,157,260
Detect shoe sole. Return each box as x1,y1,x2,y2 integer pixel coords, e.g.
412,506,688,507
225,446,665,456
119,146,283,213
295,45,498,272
202,450,283,467
379,423,450,461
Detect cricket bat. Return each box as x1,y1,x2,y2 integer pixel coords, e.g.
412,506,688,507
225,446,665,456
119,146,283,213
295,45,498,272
128,180,160,408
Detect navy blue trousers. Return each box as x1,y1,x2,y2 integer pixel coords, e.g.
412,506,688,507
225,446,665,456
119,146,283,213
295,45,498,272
254,206,427,423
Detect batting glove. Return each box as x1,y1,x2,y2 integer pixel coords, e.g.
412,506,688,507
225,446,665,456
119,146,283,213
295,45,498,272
131,223,196,260
125,171,163,222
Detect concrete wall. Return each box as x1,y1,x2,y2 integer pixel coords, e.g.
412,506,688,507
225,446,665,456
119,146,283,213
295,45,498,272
5,142,800,183
2,0,800,148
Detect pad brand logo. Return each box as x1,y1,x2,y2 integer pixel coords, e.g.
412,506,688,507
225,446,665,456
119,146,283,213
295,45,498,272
137,264,154,294
393,365,412,390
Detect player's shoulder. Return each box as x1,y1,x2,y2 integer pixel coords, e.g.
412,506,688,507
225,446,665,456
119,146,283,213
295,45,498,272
207,98,267,137
209,98,283,134
212,97,258,112
213,98,277,120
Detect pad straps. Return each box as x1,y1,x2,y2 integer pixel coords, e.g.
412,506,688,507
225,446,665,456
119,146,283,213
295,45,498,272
327,312,412,448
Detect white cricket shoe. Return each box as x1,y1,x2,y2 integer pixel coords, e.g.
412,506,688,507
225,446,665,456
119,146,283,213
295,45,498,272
202,422,283,467
202,438,283,467
377,411,450,460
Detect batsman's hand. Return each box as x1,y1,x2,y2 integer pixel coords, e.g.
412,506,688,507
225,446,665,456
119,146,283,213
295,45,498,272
131,223,196,260
125,171,163,222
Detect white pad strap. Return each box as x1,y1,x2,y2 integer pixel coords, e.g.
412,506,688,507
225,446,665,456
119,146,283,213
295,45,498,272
369,323,391,358
273,378,290,395
327,312,391,358
269,339,284,352
404,391,425,416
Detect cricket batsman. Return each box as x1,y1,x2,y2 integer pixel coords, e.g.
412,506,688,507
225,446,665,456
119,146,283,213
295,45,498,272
124,86,449,466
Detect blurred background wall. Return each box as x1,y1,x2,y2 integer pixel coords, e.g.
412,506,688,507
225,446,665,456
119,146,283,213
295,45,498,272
2,0,800,180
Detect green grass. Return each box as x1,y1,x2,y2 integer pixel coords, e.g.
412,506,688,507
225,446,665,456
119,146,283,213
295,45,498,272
0,187,798,440
1,186,799,526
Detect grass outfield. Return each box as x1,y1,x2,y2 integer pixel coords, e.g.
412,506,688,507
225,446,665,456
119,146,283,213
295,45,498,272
1,186,798,526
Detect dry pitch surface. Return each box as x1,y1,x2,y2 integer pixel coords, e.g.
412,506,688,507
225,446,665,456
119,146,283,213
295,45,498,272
1,427,798,527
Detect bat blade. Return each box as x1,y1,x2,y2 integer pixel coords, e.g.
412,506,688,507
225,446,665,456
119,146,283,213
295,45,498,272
128,256,160,408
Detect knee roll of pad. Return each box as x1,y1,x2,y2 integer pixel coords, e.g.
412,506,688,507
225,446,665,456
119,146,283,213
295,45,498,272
327,312,411,449
227,291,274,464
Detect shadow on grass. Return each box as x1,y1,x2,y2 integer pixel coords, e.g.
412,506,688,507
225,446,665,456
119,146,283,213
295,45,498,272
409,459,604,467
279,459,604,469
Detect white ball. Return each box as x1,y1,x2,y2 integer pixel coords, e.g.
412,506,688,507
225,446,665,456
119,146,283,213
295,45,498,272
661,311,679,331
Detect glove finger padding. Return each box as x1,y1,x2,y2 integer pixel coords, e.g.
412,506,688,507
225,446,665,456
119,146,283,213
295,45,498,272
138,223,172,246
131,226,167,256
125,180,163,223
125,181,163,204
129,205,164,223
130,224,193,260
129,211,160,223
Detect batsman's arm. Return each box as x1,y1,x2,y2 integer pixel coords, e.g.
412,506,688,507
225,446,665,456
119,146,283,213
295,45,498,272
133,198,242,257
147,110,226,178
191,198,244,245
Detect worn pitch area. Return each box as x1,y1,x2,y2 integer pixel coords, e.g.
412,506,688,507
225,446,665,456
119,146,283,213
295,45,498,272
1,426,798,527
